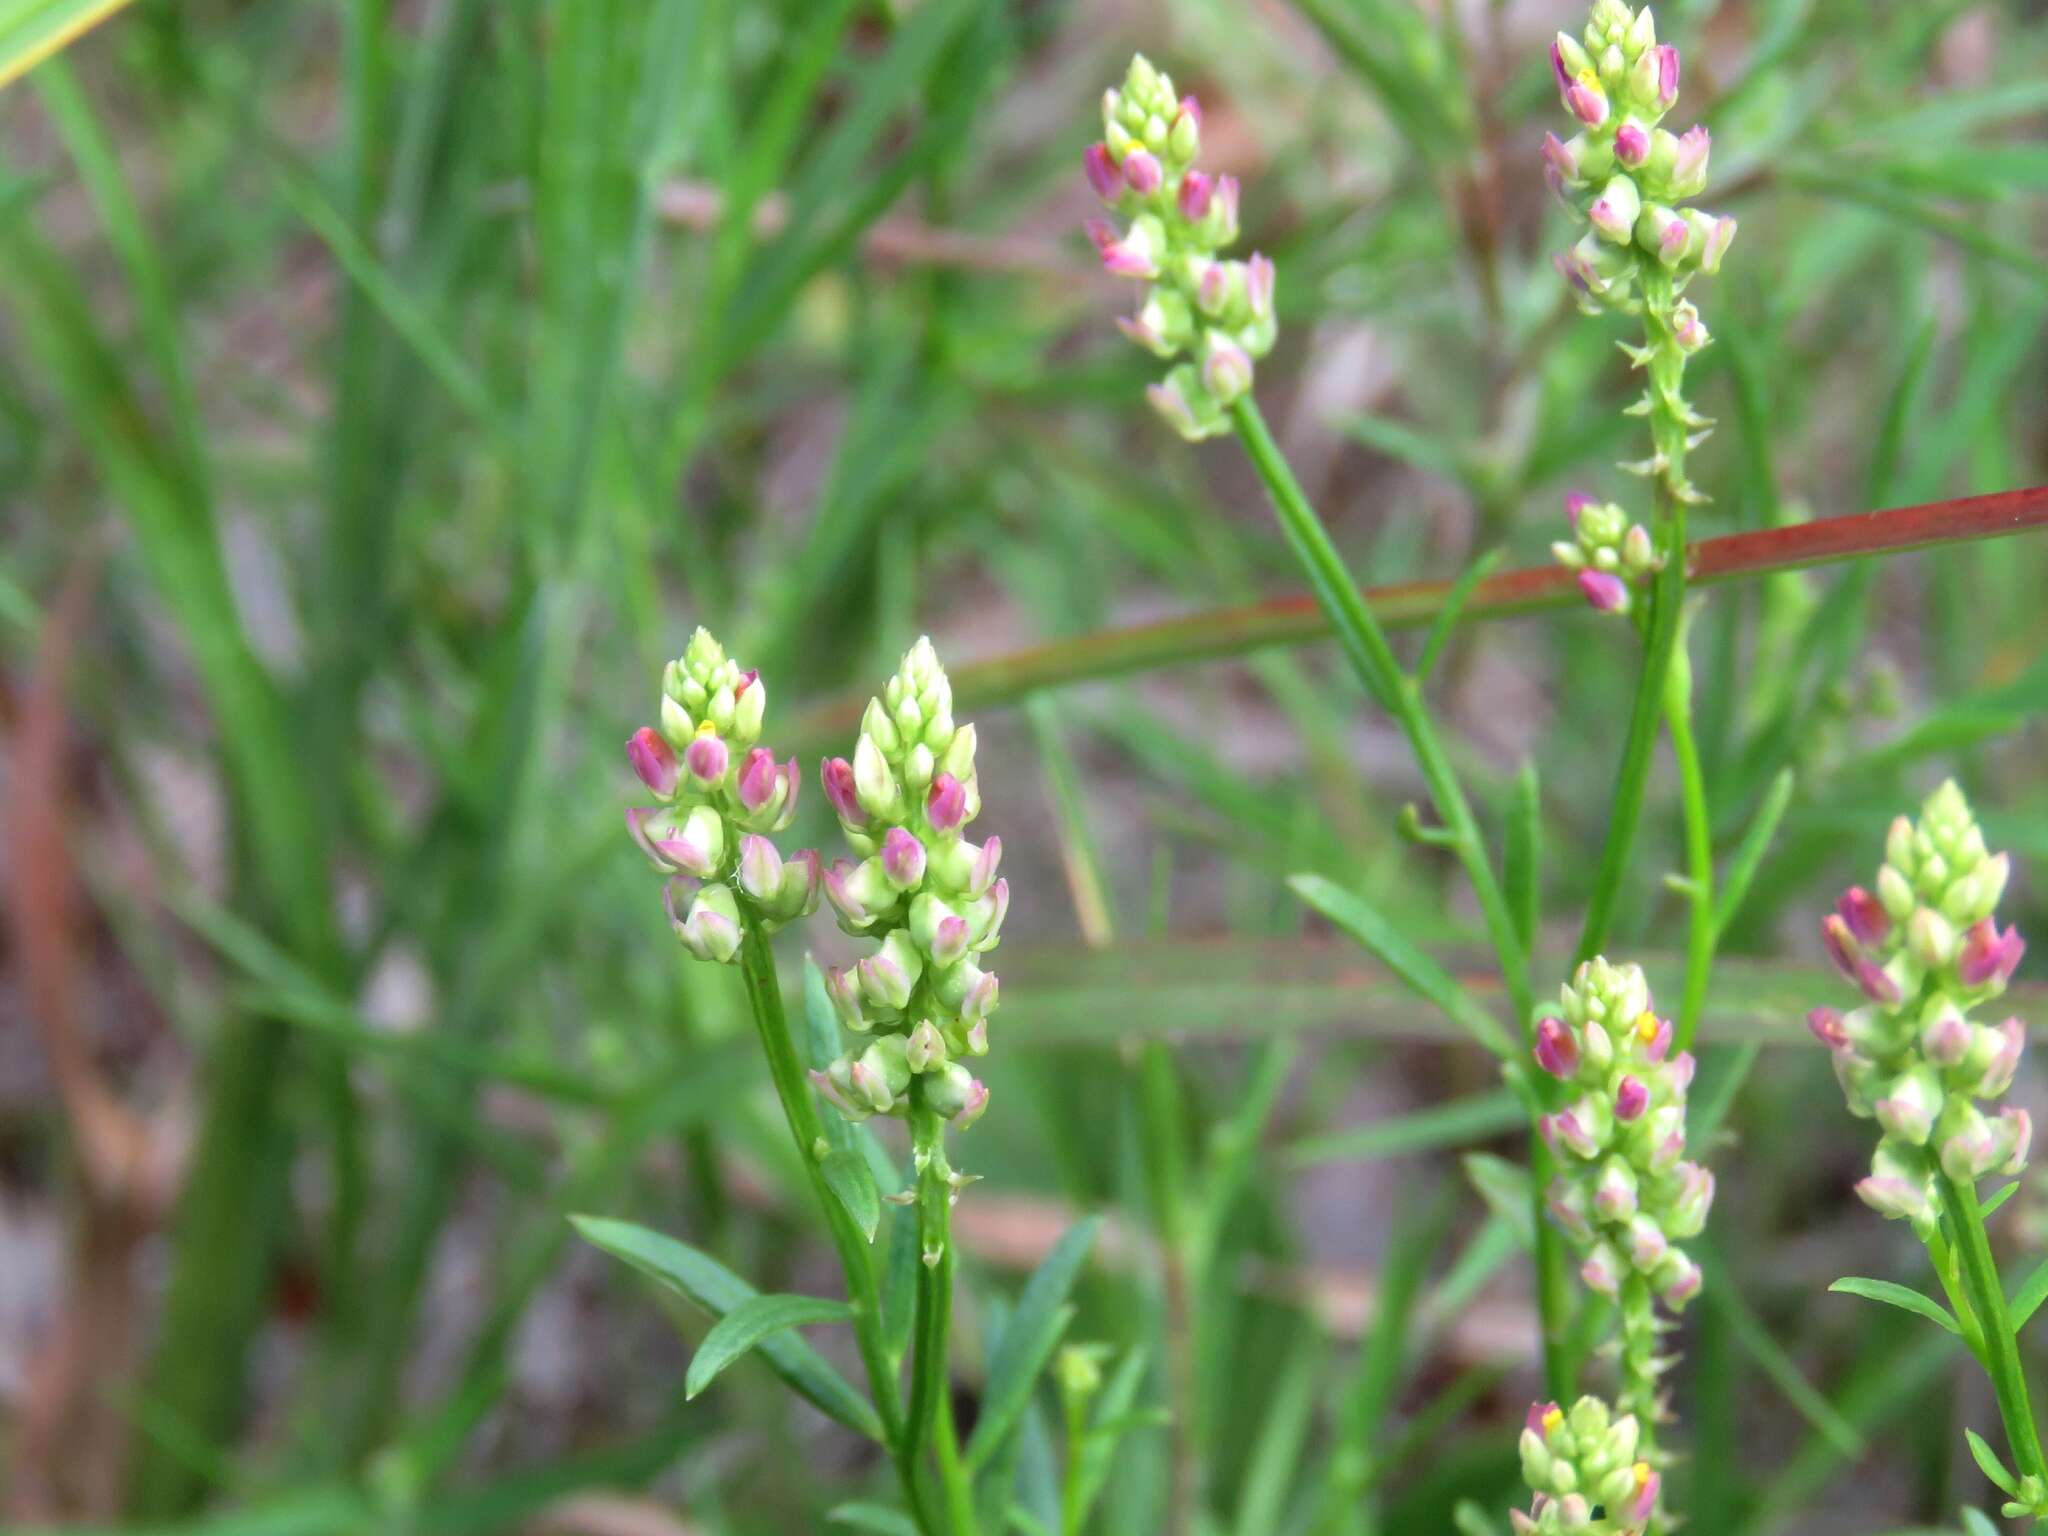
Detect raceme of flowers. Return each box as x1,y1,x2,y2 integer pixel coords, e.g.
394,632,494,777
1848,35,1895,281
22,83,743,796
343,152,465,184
1082,53,1277,441
626,627,816,962
1526,956,1711,1532
814,636,1002,1135
1810,779,2030,1228
1545,0,1736,614
1550,493,1663,617
1515,1396,1661,1536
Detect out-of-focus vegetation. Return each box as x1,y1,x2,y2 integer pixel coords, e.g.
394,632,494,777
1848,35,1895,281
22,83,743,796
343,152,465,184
0,0,2046,1531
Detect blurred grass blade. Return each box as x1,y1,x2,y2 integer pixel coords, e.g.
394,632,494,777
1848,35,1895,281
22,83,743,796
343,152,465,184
1287,1090,1522,1168
1714,768,1796,937
1503,760,1542,955
686,1293,854,1400
965,1216,1102,1468
1288,874,1515,1059
0,0,135,89
571,1217,883,1439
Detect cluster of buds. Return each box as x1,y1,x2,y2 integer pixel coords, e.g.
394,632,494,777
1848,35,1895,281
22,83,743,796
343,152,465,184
813,637,1002,1133
626,628,817,962
1514,1397,1661,1535
1535,958,1712,1314
1544,2,1731,511
1545,2,1734,313
1810,780,2030,1227
1083,54,1276,441
1551,492,1662,615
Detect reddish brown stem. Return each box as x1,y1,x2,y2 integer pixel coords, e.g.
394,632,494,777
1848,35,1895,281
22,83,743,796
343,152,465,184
787,484,2048,746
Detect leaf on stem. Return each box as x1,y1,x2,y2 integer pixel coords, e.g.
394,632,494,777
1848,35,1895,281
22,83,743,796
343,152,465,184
570,1216,881,1439
687,1293,854,1399
1829,1276,1962,1335
1966,1427,2021,1496
1289,874,1516,1060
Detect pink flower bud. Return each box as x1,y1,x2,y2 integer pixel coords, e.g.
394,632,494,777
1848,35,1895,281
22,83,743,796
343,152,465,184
684,732,728,785
1564,491,1595,527
1641,1014,1673,1063
1614,1075,1649,1121
882,827,927,889
736,834,782,901
1671,125,1710,187
1526,1401,1561,1438
1838,886,1890,947
1806,1006,1848,1049
1566,78,1608,128
1083,216,1118,254
1122,148,1163,195
962,970,999,1022
1549,38,1572,92
1534,1016,1580,1078
2001,1107,2032,1174
822,756,868,828
822,859,872,928
1959,918,2025,989
1201,338,1253,402
964,1018,989,1056
1577,569,1629,613
1541,131,1581,185
932,914,971,967
1177,94,1202,130
954,1077,990,1130
1820,912,1862,981
927,772,968,833
1978,1018,2026,1097
1613,120,1649,166
1083,142,1120,201
628,727,679,796
737,747,777,811
1626,1465,1663,1522
1178,169,1214,221
1653,44,1681,109
1920,1008,1971,1066
1856,1173,1930,1222
1580,1243,1621,1295
967,836,1003,900
1101,239,1159,279
1246,252,1276,319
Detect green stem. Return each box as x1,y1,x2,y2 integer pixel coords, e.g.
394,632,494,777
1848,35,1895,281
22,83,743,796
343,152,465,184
735,911,934,1534
1228,394,1569,1395
1663,642,1714,1052
908,1105,977,1534
1937,1171,2048,1486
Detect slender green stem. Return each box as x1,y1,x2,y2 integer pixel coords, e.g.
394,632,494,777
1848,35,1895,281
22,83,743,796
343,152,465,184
1664,644,1715,1052
735,910,935,1534
1937,1171,2048,1485
1228,395,1569,1395
907,1105,976,1534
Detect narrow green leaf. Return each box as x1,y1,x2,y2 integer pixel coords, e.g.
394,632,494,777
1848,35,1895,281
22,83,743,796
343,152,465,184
1828,1277,1961,1335
1961,1503,2003,1536
570,1217,881,1440
1503,759,1541,956
820,1148,882,1245
965,1217,1102,1468
827,1503,923,1535
1288,1090,1522,1167
1289,873,1515,1059
1416,548,1505,684
1966,1427,2020,1496
0,0,138,90
1463,1153,1535,1250
1714,768,1796,937
2008,1258,2048,1331
686,1292,853,1400
882,1204,920,1366
1232,1334,1323,1536
1981,1181,2020,1221
1707,1276,1865,1459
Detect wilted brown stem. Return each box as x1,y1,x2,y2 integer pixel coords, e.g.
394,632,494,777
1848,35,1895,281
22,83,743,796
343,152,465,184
787,483,2048,746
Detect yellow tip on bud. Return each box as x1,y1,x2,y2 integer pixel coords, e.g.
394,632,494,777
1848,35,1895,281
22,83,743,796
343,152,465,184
1633,1461,1653,1486
1542,1407,1565,1433
1635,1011,1659,1042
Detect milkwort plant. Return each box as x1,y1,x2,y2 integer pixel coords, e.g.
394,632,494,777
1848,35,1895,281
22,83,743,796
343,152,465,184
1811,782,2043,1521
581,632,1111,1536
1082,3,1745,1526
